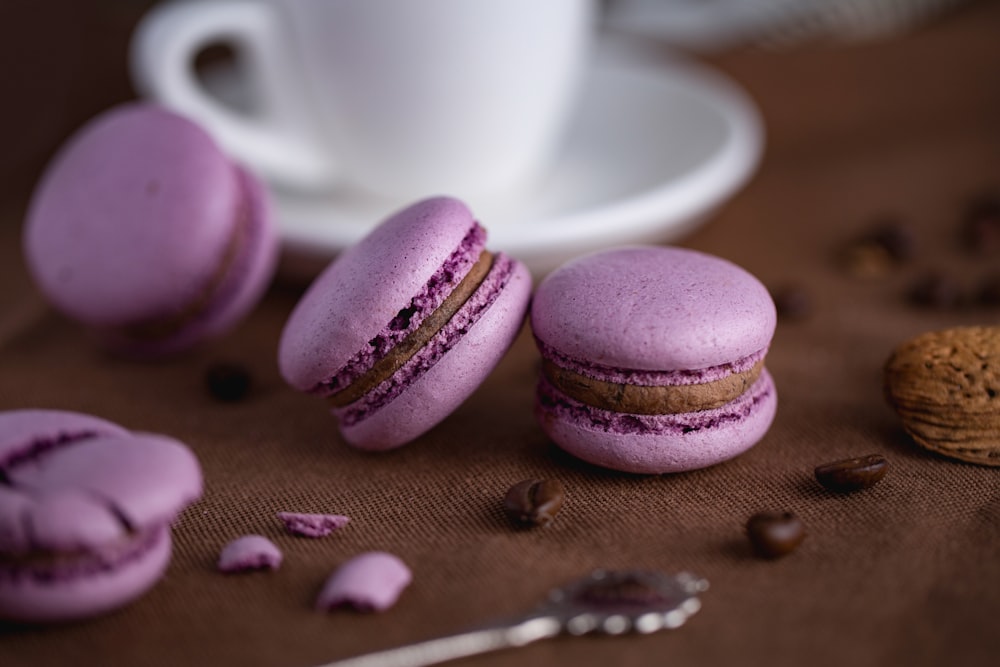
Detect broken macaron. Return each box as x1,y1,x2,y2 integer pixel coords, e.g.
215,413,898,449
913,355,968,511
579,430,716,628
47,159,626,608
217,535,283,573
23,102,278,357
278,196,532,450
0,409,203,622
278,512,350,538
316,552,411,613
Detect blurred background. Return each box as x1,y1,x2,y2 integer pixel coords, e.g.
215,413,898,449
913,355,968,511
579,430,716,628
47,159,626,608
0,0,995,224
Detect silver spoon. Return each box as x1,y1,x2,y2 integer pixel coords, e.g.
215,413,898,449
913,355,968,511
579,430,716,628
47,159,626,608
314,569,708,667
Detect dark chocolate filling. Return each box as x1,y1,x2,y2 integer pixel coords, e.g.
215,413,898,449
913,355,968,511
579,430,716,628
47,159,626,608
339,254,516,426
328,250,495,408
315,223,488,395
543,359,765,415
537,372,774,437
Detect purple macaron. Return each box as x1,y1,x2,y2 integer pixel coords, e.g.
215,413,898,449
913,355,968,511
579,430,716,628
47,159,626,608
0,409,203,622
279,196,532,451
531,247,778,474
23,102,278,357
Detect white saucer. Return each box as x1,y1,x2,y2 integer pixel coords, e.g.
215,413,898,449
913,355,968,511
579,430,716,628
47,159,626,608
275,37,764,277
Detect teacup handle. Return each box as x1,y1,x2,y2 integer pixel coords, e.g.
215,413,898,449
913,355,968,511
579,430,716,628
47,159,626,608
130,0,335,190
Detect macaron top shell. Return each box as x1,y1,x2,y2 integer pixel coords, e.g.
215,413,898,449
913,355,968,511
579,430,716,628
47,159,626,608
8,433,203,531
0,410,203,555
0,408,128,467
24,103,243,326
279,196,481,392
531,247,776,372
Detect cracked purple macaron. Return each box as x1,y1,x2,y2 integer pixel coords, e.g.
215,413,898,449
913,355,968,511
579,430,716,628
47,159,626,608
278,196,532,450
23,102,279,357
531,247,778,474
0,409,203,622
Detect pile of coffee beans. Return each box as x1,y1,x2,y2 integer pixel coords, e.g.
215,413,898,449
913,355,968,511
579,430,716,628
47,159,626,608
841,190,1000,309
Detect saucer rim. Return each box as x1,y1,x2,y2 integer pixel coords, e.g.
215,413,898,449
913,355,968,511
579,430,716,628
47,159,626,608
275,38,764,272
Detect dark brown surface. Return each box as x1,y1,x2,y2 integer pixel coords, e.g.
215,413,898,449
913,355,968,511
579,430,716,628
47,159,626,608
2,1,1000,666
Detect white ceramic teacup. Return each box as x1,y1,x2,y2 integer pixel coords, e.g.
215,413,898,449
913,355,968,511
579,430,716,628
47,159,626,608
130,0,597,199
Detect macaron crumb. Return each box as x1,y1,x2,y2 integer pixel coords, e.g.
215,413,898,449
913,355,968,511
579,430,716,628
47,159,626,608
316,552,412,613
217,535,283,573
278,512,350,538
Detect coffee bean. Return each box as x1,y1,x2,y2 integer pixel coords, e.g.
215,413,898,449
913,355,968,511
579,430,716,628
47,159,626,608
840,241,894,279
503,479,565,527
745,512,805,559
869,219,915,262
839,219,914,278
770,284,812,321
976,273,1000,307
205,362,253,402
814,454,888,492
907,271,965,309
961,194,1000,256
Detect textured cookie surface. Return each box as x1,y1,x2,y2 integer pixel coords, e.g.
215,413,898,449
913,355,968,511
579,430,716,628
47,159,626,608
884,325,1000,466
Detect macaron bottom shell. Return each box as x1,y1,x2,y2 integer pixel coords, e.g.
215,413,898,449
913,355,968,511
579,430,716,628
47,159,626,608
336,258,533,451
536,369,777,474
0,525,172,623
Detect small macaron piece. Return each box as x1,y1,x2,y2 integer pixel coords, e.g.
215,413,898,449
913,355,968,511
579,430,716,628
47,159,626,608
277,512,349,538
0,409,203,622
279,196,532,450
316,552,412,613
23,102,278,357
217,535,283,573
531,247,778,474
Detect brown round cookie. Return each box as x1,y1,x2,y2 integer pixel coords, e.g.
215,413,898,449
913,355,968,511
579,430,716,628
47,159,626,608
883,325,1000,466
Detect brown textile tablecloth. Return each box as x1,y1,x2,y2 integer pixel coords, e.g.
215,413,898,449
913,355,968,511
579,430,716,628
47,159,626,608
1,2,999,666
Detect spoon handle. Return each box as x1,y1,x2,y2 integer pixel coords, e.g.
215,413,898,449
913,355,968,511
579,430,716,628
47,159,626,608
313,616,562,667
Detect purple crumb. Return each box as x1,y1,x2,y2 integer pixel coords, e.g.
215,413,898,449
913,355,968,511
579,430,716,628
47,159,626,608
217,535,283,573
277,512,350,538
